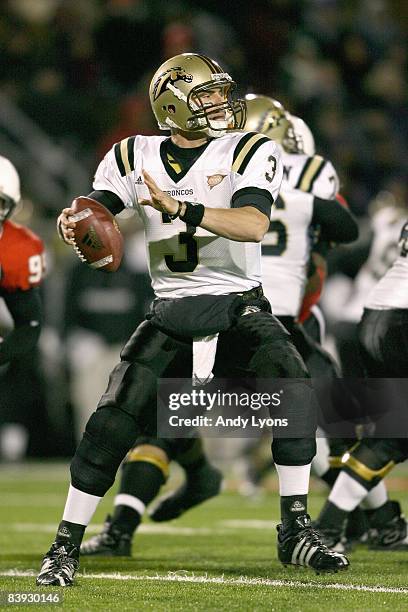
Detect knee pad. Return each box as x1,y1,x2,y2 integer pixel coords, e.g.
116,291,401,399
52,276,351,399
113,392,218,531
342,438,404,489
125,443,170,480
70,405,139,497
272,437,316,466
237,313,309,378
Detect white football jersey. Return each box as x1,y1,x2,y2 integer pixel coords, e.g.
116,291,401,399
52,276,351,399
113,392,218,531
93,133,282,297
339,206,404,321
365,220,408,310
262,189,314,316
281,151,339,200
261,150,338,317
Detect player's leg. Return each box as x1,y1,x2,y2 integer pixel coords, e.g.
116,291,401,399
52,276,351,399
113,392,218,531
316,438,408,549
36,321,189,585
80,439,172,556
216,310,349,572
149,437,223,521
316,308,408,550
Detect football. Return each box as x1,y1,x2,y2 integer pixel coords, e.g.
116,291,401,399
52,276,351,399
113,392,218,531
70,196,124,272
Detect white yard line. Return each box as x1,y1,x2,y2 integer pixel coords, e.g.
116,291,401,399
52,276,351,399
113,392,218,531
1,523,223,535
2,520,277,534
0,570,407,595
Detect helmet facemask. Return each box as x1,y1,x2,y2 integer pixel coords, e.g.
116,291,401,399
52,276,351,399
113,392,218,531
186,79,246,137
0,194,16,227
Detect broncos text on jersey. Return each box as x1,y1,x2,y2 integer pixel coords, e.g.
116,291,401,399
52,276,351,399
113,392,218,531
0,220,45,292
93,133,283,297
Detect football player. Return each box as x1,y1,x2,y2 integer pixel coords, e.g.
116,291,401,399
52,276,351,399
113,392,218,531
37,53,348,587
0,156,44,366
80,96,358,560
315,219,408,551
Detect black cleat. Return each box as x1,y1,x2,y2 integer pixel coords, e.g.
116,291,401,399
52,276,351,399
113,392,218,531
80,515,132,557
367,501,408,550
277,514,349,573
149,463,222,522
36,541,79,586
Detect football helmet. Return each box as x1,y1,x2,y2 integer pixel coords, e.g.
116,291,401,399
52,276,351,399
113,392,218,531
0,155,21,225
245,94,307,155
289,115,316,156
149,53,246,137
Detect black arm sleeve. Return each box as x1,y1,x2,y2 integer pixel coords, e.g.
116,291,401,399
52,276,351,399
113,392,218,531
87,190,125,215
0,288,42,365
311,197,359,243
231,187,273,219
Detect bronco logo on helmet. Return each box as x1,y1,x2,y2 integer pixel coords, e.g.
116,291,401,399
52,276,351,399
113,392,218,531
152,67,193,101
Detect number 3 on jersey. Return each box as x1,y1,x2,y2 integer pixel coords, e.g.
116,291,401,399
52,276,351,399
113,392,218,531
161,213,199,272
262,195,288,256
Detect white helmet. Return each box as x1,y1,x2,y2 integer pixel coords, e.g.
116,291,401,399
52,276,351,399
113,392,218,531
288,115,315,156
0,155,21,224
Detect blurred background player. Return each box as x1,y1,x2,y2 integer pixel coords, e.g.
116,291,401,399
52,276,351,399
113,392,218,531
316,218,408,550
0,155,45,459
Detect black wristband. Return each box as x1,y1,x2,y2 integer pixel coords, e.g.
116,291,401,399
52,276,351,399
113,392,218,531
168,200,183,220
179,201,205,226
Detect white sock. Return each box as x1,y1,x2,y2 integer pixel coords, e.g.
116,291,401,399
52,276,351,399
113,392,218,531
275,463,311,496
329,471,367,512
62,484,102,526
114,494,146,516
361,481,388,510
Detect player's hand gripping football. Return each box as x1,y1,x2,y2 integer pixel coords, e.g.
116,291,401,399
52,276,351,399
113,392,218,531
140,170,179,216
57,208,76,245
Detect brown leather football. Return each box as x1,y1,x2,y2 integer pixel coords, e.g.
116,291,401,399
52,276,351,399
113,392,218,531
71,196,123,272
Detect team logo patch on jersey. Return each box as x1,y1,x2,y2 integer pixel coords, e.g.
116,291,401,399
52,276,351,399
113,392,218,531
153,67,193,100
207,174,226,189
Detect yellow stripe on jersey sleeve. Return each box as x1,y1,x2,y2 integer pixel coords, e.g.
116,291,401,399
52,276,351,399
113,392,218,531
232,133,269,175
114,136,136,176
296,155,325,193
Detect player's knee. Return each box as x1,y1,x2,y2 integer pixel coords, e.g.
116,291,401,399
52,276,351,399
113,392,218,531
70,405,139,496
343,439,401,489
125,443,170,480
250,328,309,378
272,437,316,466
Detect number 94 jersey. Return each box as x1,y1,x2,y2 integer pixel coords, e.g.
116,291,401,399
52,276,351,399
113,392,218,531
0,220,45,293
93,133,282,298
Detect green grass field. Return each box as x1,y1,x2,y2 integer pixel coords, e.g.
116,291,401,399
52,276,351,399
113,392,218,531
0,462,407,611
